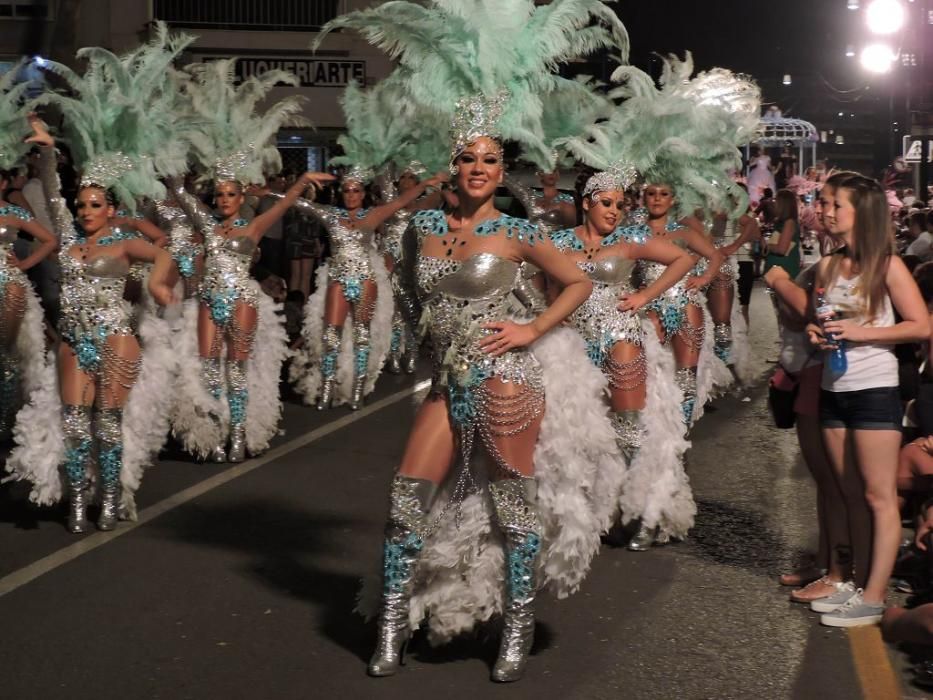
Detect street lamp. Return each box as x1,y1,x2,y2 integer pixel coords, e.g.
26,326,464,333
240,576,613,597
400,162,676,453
860,43,897,72
847,0,859,9
865,0,906,34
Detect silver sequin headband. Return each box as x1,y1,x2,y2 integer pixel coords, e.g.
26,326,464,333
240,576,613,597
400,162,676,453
80,151,136,190
449,91,507,165
343,165,374,186
582,164,639,201
213,144,256,186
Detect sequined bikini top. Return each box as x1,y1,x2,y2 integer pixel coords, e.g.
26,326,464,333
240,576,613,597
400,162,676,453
416,252,520,303
72,253,130,279
223,235,257,256
550,227,636,285
0,204,33,245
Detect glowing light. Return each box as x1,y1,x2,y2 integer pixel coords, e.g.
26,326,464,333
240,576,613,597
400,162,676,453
782,74,792,85
860,43,897,72
845,44,856,57
866,0,906,34
847,0,859,9
835,134,845,145
33,56,47,66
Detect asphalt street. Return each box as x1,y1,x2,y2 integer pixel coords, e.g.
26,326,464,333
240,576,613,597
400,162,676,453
0,285,923,699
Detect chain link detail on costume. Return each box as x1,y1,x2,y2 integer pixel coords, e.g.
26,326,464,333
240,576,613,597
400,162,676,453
675,366,698,426
606,351,647,391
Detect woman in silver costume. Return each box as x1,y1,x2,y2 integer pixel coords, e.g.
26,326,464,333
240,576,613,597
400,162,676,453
548,172,695,549
380,166,446,374
171,170,332,461
0,172,57,439
288,167,444,410
532,168,577,228
25,122,175,532
366,126,594,681
630,181,723,426
150,190,203,300
706,194,759,377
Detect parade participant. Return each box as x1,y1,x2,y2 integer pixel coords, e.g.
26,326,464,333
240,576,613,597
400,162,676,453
0,61,57,440
808,174,929,627
6,26,187,529
609,53,760,426
168,58,332,462
319,0,627,681
288,78,447,408
547,165,695,549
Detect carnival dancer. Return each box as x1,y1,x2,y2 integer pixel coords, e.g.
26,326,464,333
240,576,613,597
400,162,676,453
549,170,697,548
610,54,760,427
320,0,629,682
287,77,446,407
5,26,190,530
168,58,332,463
0,61,57,441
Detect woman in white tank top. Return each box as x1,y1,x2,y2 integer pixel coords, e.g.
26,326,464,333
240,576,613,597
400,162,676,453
808,175,929,627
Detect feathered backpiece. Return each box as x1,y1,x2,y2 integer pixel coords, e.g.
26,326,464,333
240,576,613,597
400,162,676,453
600,52,761,217
181,59,309,186
36,22,195,207
0,60,32,172
534,75,611,172
317,0,629,169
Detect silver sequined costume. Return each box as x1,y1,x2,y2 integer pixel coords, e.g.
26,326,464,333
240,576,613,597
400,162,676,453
153,201,202,298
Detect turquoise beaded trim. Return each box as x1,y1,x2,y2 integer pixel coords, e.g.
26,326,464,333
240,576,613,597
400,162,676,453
413,209,542,246
0,204,33,221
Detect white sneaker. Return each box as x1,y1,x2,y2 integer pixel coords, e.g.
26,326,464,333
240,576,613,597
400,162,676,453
809,580,857,613
820,590,884,628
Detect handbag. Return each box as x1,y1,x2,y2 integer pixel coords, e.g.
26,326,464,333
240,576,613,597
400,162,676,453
768,364,800,429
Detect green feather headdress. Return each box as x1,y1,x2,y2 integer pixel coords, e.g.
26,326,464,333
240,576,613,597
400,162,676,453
611,52,760,217
317,0,628,170
181,59,309,186
563,53,759,216
36,22,195,207
532,75,612,172
0,60,32,172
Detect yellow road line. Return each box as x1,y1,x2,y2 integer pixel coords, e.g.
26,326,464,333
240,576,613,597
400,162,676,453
848,626,901,700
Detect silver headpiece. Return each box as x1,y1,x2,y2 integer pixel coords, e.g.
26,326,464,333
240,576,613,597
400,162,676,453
582,164,639,200
213,144,256,185
400,160,427,177
80,152,137,190
343,165,375,186
449,91,507,164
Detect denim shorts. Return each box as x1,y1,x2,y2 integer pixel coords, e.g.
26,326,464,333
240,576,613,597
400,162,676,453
819,386,903,431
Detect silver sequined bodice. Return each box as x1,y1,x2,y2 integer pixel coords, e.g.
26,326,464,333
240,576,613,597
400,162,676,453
200,227,259,309
0,206,34,289
635,231,702,308
156,202,203,272
59,251,134,343
320,207,377,285
571,256,643,350
416,252,541,389
382,209,413,263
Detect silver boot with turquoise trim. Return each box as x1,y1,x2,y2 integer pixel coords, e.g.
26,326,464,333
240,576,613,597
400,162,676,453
202,357,226,462
349,321,371,411
490,476,541,683
368,475,437,677
62,405,93,534
95,407,123,531
317,324,341,410
226,359,248,462
675,366,698,428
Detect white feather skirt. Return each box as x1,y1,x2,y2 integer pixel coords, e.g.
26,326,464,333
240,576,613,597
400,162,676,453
289,251,394,406
357,326,619,645
616,318,694,541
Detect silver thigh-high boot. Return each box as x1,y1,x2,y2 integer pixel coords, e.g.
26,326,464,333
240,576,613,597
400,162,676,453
387,310,403,375
95,408,123,531
713,322,733,366
202,357,226,462
317,324,341,411
368,475,437,677
0,354,22,439
226,359,248,463
490,477,542,683
350,320,371,411
611,409,642,465
62,405,93,533
675,366,698,429
402,322,417,375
